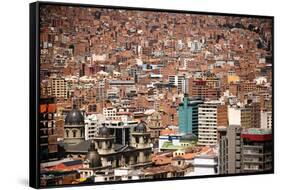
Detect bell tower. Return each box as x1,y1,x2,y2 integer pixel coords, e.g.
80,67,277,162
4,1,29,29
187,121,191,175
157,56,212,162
92,125,115,167
64,107,85,145
131,121,151,163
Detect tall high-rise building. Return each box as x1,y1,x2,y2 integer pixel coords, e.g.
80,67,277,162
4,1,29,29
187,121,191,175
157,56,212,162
96,79,106,102
188,77,220,100
219,127,273,174
241,128,273,173
240,107,252,128
228,103,261,129
168,75,187,93
248,102,261,128
84,114,105,140
198,101,228,146
178,94,203,135
218,125,242,174
261,111,272,129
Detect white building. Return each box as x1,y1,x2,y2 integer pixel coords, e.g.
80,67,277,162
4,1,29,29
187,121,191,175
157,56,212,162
158,134,182,150
85,114,106,140
188,154,218,176
53,54,68,67
228,106,241,125
168,75,187,93
92,54,107,62
114,168,143,181
198,101,220,146
103,107,118,120
254,76,267,85
261,111,272,129
190,40,202,53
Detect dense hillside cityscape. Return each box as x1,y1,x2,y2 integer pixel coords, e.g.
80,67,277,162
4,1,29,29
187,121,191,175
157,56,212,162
39,5,273,187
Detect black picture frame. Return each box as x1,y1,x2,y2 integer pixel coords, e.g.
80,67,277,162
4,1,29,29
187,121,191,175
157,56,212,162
30,1,274,189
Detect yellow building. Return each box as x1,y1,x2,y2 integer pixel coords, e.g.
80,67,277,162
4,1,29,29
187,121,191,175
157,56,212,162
227,75,240,84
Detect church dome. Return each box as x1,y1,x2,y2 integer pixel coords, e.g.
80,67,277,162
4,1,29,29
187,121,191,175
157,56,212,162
65,109,84,125
87,143,101,168
99,126,110,137
135,121,147,133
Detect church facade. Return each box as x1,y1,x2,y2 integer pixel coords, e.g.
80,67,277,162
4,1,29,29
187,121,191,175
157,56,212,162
62,108,152,169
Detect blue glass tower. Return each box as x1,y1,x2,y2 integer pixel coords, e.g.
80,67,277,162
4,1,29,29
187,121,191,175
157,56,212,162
178,94,203,135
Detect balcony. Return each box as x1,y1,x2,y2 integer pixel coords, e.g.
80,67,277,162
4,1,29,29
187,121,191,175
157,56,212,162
243,150,262,155
243,158,261,163
236,147,241,152
243,165,259,171
235,140,241,146
235,155,241,160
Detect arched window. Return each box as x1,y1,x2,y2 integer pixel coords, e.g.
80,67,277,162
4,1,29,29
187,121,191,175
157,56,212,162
73,130,77,138
66,130,69,138
81,129,84,137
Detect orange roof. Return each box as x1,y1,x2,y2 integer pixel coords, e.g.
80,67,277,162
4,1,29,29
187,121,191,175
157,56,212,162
152,153,173,165
200,146,211,153
180,146,212,160
160,128,176,136
47,163,83,171
182,153,195,160
152,156,172,165
40,104,57,113
116,112,131,115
